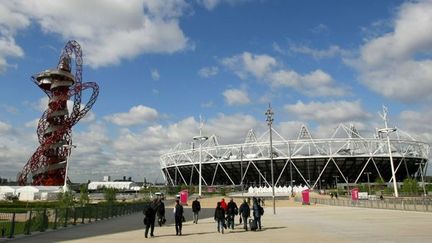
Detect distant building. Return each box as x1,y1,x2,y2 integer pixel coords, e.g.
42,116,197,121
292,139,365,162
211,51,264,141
0,186,20,200
103,176,111,182
88,181,137,191
0,186,61,201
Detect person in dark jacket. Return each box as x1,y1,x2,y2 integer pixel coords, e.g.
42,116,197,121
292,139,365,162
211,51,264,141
239,199,250,231
143,199,157,238
226,198,238,229
174,199,184,236
214,202,225,234
252,197,263,230
157,199,166,227
192,197,201,224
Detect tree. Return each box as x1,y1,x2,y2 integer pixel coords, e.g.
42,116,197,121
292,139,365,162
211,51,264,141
79,184,90,206
401,178,419,196
103,188,117,204
57,190,75,208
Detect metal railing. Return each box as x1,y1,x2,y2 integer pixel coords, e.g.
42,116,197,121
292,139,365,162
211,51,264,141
296,197,432,212
0,203,146,239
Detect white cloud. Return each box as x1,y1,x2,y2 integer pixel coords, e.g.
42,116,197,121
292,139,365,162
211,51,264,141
81,110,96,123
270,69,348,96
151,69,160,81
222,52,349,97
289,44,349,59
24,118,39,129
0,2,29,73
350,0,432,102
223,88,250,105
0,37,24,73
222,52,277,79
0,0,190,69
105,105,158,126
198,66,219,78
399,107,432,143
310,23,329,34
284,100,371,125
0,120,11,134
201,101,214,108
272,42,286,55
197,0,252,11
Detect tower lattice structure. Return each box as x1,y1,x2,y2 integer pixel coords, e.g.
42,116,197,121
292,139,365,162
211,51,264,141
19,40,99,186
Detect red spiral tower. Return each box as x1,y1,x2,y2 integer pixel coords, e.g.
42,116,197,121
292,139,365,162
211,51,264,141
18,40,99,186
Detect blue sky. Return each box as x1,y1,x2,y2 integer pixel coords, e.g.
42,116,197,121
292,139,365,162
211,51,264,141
1,0,431,182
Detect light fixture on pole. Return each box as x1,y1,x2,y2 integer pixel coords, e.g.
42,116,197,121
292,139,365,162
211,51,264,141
193,117,208,197
62,144,76,192
265,104,276,215
364,172,372,195
378,106,398,198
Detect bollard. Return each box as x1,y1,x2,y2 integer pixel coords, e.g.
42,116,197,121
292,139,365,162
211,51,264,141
25,210,33,235
40,209,47,232
1,224,6,238
88,207,92,223
9,213,16,238
64,208,69,227
73,208,77,225
81,207,85,224
94,207,97,222
53,208,58,230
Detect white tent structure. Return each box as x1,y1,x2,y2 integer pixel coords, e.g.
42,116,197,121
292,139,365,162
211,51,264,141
16,186,61,201
0,186,20,200
88,181,136,191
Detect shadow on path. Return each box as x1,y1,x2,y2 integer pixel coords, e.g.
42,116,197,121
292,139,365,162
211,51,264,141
8,208,215,243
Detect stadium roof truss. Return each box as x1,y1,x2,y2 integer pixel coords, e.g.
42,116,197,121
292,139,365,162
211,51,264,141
160,123,429,189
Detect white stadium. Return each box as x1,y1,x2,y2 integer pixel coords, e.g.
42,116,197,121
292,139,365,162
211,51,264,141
160,110,429,190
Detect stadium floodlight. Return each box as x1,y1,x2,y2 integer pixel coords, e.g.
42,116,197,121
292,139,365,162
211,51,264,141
194,117,208,197
265,104,276,215
378,106,399,198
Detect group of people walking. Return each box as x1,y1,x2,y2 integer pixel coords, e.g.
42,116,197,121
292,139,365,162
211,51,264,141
142,198,167,238
143,197,198,238
143,196,264,238
214,197,264,234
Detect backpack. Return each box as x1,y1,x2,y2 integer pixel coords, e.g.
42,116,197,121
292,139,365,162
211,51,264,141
259,205,264,216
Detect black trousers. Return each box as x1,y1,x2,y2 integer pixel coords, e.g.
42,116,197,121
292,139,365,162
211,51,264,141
145,218,155,237
242,215,248,230
175,216,182,234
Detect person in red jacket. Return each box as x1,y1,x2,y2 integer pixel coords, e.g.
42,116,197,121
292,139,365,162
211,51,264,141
220,198,228,212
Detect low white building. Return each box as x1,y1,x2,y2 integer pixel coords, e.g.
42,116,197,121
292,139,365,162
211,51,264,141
88,181,137,191
15,186,62,201
0,186,20,200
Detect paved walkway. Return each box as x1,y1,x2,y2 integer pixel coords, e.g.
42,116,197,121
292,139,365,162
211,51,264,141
3,201,432,242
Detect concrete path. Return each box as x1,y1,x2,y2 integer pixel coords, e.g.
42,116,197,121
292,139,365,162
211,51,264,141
3,203,432,242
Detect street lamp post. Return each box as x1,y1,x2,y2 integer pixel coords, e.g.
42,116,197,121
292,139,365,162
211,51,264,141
364,172,372,195
265,104,276,215
240,146,244,196
193,119,208,197
62,144,76,192
416,162,427,197
379,106,399,197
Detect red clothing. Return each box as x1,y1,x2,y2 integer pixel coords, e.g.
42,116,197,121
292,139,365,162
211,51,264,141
220,199,228,212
